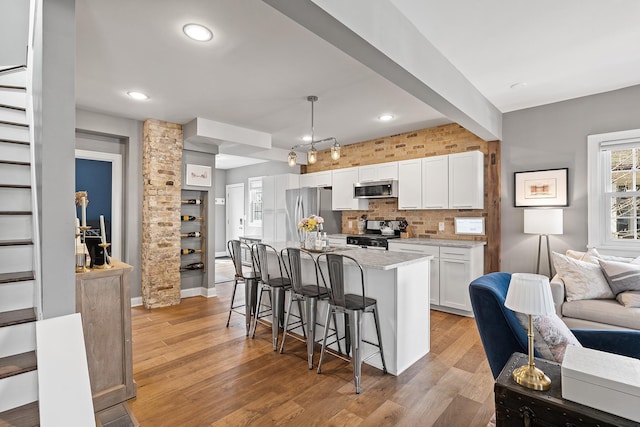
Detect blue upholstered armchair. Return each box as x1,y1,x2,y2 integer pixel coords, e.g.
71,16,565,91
469,272,640,379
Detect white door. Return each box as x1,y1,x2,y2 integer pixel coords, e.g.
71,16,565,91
226,183,245,243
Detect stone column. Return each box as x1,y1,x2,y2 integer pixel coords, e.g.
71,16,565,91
141,119,182,308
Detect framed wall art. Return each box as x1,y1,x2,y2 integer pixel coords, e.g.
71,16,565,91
514,168,568,207
185,164,212,187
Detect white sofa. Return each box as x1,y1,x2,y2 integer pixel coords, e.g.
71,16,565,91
551,274,640,330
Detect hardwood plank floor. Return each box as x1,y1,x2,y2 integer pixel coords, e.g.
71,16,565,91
129,279,495,426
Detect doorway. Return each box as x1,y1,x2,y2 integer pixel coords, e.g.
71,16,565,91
75,149,123,260
226,183,244,243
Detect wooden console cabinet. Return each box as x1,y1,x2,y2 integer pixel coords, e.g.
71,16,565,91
75,260,136,414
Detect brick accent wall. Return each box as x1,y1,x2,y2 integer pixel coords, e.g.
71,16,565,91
306,123,501,271
142,119,183,308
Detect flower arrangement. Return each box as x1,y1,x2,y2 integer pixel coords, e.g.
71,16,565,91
298,214,324,232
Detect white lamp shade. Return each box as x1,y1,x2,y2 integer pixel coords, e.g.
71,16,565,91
524,209,563,235
505,273,555,316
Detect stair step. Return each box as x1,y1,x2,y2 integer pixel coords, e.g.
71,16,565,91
0,370,38,413
0,160,29,166
0,243,34,274
0,239,32,246
0,308,36,328
0,351,37,381
0,162,31,186
0,65,27,75
0,120,28,129
0,85,26,91
0,271,34,284
0,279,35,313
0,139,30,163
0,211,32,216
0,184,30,188
0,216,33,241
0,104,26,112
0,401,39,427
0,138,29,146
0,186,31,212
0,322,36,359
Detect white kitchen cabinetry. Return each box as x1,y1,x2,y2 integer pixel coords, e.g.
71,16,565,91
387,242,440,305
261,173,299,242
397,159,422,209
358,162,398,182
388,242,484,316
421,155,448,209
299,170,332,188
331,167,368,210
448,151,484,209
438,246,484,314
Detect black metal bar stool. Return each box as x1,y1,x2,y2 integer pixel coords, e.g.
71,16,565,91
316,253,387,393
226,239,260,336
279,247,340,369
251,243,304,351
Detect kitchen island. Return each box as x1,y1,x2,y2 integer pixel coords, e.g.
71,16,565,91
261,242,431,376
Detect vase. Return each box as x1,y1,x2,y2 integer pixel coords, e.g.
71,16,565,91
303,230,318,249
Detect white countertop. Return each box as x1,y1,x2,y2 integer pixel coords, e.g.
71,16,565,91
262,241,431,271
388,238,486,248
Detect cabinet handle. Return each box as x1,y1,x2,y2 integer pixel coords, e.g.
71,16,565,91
402,205,418,209
424,205,445,208
453,205,472,208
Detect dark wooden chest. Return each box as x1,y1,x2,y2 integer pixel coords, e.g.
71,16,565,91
495,352,638,427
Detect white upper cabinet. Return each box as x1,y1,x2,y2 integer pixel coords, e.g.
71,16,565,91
398,159,422,209
421,155,448,209
274,174,299,208
357,162,398,182
299,170,332,188
332,167,368,210
448,151,484,209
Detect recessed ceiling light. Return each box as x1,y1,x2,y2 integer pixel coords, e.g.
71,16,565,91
127,91,149,100
183,23,213,42
302,135,312,142
378,114,395,122
510,82,528,90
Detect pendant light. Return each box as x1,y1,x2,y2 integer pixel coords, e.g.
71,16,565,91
287,95,340,166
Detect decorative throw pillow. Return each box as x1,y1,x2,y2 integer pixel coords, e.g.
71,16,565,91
566,249,599,264
588,248,636,263
515,312,582,363
552,252,614,301
598,259,640,295
617,291,640,308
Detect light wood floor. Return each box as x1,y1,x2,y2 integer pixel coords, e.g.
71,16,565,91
129,277,495,426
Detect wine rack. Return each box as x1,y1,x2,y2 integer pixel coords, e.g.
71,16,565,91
180,190,206,273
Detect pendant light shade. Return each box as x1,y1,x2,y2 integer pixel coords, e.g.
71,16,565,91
307,146,318,164
331,141,341,160
288,151,297,167
287,95,340,166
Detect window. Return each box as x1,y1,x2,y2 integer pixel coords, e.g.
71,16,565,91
588,129,640,254
248,177,262,227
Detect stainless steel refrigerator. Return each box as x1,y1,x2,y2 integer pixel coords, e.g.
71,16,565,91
285,187,341,242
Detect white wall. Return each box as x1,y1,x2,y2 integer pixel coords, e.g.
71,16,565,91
501,84,640,274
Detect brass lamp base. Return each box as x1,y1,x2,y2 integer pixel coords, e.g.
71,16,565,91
512,364,551,391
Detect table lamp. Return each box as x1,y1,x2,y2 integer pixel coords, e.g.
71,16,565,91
505,273,556,391
524,209,563,276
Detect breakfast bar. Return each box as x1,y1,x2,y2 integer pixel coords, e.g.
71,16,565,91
263,242,432,375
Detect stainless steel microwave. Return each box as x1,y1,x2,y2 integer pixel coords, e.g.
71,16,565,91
353,180,398,199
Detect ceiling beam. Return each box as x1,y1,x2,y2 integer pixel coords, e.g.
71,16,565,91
263,0,502,141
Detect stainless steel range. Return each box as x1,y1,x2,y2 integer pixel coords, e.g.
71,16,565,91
346,220,401,250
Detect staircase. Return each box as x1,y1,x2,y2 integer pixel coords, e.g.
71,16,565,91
0,64,41,425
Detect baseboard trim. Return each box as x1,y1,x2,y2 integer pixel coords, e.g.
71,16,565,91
130,287,216,307
215,251,228,258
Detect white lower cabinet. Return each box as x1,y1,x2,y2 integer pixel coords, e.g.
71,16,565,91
388,242,484,316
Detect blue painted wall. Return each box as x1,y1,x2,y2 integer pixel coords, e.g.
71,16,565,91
75,158,112,239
